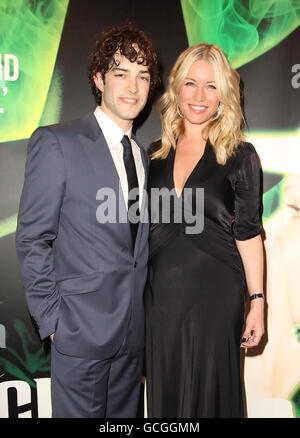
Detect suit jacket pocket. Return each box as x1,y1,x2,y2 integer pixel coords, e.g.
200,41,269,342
57,270,104,295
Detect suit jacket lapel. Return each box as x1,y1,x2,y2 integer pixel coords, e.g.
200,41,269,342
78,112,131,249
132,134,149,256
79,112,122,187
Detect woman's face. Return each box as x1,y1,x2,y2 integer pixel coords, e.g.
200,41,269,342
267,174,300,323
279,175,300,322
178,59,220,130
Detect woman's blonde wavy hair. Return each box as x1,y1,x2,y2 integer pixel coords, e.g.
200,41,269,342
151,43,245,165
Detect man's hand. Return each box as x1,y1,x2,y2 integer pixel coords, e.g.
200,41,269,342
50,333,55,342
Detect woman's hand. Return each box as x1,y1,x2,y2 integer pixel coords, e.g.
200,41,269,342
240,299,264,348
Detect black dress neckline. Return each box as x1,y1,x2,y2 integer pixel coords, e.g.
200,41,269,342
169,141,209,198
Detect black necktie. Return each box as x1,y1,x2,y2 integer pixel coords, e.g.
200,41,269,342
121,135,140,245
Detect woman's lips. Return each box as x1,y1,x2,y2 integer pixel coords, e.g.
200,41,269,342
189,104,207,113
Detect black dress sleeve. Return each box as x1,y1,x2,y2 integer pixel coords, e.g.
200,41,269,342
232,143,263,241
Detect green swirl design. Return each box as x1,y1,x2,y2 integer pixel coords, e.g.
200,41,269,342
0,320,50,388
0,0,69,143
181,0,300,67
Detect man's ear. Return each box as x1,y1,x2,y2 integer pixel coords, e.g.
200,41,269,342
93,72,104,92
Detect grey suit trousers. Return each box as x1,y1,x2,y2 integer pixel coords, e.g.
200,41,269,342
51,338,143,418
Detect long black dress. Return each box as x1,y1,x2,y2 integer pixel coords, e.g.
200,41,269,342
144,141,263,418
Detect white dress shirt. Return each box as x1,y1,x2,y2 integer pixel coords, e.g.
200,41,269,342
94,106,145,211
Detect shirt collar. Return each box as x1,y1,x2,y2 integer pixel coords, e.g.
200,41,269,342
94,106,132,143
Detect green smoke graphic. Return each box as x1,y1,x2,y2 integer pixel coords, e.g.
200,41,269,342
0,0,69,143
0,320,50,388
262,177,285,222
181,0,300,68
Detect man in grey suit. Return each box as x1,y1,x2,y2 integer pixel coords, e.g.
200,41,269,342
16,23,160,418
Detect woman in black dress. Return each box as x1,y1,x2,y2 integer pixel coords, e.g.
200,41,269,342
145,43,265,418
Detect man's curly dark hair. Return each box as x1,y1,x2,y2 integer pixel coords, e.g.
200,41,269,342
88,23,161,105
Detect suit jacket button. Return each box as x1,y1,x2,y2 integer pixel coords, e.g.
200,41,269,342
134,262,137,268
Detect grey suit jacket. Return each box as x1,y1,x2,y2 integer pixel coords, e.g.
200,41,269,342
16,112,149,360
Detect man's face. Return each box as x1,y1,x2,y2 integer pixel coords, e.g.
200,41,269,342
94,53,150,131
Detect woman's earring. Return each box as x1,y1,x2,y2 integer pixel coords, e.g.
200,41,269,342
177,104,184,118
217,103,222,116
